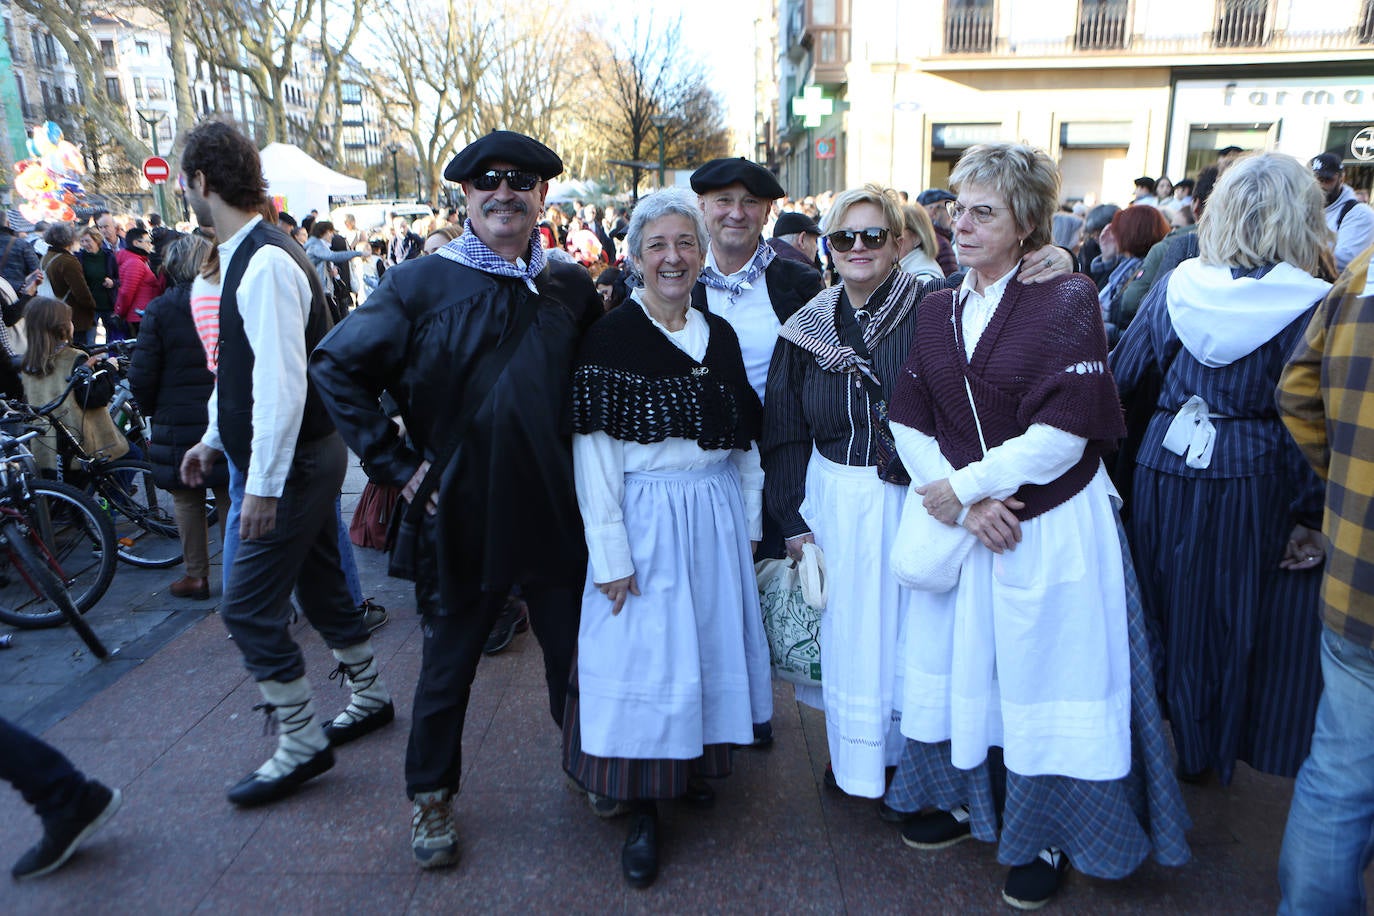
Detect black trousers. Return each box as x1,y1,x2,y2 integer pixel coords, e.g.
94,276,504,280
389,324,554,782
0,716,85,819
220,433,368,683
404,533,580,797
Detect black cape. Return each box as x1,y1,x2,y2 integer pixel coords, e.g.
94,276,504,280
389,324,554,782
310,256,601,606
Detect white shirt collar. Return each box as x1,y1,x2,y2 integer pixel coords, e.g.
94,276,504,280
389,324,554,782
959,262,1020,302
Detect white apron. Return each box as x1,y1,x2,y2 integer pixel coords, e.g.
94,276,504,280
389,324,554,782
900,465,1132,780
797,449,912,797
577,461,766,759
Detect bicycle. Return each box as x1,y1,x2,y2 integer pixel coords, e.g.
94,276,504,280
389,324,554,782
9,366,191,570
0,429,111,656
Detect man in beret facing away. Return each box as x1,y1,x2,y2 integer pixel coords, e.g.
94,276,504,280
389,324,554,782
310,130,601,869
768,211,823,276
689,157,826,749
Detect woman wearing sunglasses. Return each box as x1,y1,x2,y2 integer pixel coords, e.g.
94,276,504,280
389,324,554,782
762,184,1073,805
882,143,1190,909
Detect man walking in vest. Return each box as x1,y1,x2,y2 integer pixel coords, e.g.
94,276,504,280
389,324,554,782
178,120,393,807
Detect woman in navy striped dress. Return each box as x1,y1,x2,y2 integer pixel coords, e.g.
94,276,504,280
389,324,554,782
1111,152,1335,783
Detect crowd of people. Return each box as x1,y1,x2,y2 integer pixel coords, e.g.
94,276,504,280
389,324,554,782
2,121,1374,913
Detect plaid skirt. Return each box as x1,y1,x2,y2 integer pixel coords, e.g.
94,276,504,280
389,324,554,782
562,660,733,802
884,512,1192,878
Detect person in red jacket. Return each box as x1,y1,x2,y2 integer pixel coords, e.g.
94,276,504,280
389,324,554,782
113,228,164,333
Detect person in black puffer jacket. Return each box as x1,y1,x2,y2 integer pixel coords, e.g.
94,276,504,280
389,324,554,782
127,234,230,600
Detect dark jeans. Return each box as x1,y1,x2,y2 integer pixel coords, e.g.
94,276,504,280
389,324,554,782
219,432,368,683
405,527,580,797
0,717,85,819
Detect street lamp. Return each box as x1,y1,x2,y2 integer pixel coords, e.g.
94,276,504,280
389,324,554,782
135,107,168,221
650,114,671,188
385,142,401,201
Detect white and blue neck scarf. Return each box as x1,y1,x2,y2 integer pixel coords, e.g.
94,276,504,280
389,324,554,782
436,219,546,292
698,239,776,301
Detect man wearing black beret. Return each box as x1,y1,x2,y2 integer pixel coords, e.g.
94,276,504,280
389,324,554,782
768,211,823,274
310,129,601,869
688,157,826,750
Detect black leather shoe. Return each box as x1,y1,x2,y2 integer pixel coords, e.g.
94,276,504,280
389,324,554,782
323,700,395,747
621,804,659,888
227,747,335,808
682,777,715,809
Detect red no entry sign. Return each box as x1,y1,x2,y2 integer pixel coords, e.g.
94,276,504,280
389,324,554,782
143,156,170,185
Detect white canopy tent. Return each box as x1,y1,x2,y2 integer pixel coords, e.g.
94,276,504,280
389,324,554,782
258,143,367,219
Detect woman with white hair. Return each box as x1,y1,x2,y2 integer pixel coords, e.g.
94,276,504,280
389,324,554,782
561,187,770,889
1112,152,1334,785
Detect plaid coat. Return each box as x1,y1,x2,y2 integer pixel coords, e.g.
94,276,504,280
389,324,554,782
1278,244,1374,647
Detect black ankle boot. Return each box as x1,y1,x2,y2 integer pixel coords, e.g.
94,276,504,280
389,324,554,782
621,802,659,888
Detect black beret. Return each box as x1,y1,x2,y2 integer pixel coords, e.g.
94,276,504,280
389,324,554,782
772,212,821,238
690,158,785,199
916,188,956,206
444,131,563,183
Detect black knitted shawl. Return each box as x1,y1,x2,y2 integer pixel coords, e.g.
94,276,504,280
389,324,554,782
571,300,761,450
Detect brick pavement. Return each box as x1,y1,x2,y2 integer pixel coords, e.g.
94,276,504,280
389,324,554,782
0,465,1367,913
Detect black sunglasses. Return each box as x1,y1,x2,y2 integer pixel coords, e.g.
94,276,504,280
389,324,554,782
826,227,890,252
471,169,541,192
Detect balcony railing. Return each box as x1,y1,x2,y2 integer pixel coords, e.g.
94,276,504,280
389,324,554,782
946,6,995,54
1076,0,1128,50
926,22,1366,57
805,24,850,84
1215,0,1268,47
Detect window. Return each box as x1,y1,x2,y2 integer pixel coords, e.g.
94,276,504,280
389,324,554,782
145,77,166,101
105,77,122,102
1076,0,1127,50
135,40,149,56
45,33,56,61
1215,0,1268,48
132,77,143,100
138,120,150,140
945,0,994,53
30,28,43,64
158,120,172,142
100,39,115,67
1360,0,1374,43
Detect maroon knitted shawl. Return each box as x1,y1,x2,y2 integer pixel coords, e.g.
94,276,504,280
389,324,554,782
889,273,1125,521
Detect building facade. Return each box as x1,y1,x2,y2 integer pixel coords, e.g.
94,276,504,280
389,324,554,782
774,0,1374,204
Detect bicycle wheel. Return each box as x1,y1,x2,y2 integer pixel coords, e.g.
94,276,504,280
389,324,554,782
24,480,118,612
0,519,108,656
93,458,184,569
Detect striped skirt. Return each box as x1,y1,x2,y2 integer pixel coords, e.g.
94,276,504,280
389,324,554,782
884,512,1192,878
562,662,733,801
1131,467,1323,781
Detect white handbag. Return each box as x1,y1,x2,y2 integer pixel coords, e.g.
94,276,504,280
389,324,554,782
890,291,987,593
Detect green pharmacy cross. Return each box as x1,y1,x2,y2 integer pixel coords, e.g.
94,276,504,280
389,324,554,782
793,86,834,129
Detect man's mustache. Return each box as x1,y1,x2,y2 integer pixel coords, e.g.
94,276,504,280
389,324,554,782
483,199,528,216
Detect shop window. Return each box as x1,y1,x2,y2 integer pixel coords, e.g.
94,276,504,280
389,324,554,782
1184,123,1272,177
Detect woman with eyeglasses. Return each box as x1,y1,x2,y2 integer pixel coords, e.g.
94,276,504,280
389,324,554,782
882,143,1190,909
762,184,1074,805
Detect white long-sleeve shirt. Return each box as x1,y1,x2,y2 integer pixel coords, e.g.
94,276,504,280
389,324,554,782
202,215,312,498
574,301,764,584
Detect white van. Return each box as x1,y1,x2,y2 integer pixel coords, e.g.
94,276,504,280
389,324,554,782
329,202,433,237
